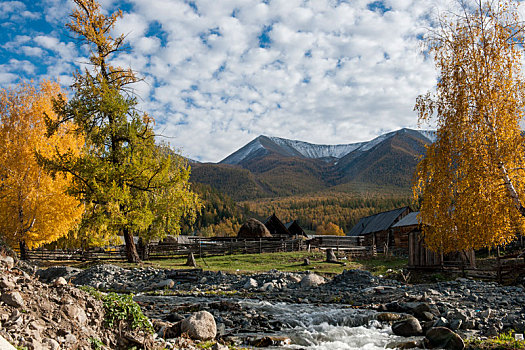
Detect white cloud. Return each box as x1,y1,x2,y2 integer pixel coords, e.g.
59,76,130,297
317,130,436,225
1,0,458,162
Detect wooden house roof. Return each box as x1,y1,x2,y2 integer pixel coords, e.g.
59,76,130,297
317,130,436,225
285,220,307,237
347,207,411,236
263,213,291,236
392,211,419,228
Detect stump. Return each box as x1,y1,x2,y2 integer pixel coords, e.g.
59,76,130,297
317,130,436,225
186,252,197,267
326,248,337,263
302,258,310,266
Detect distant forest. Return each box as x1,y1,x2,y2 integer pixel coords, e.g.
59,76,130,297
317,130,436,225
182,183,415,236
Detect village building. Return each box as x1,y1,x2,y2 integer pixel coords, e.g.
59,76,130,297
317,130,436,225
391,211,476,269
390,211,420,250
284,220,307,237
263,213,292,237
347,206,411,250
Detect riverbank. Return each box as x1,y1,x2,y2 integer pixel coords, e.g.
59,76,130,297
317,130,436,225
36,261,525,349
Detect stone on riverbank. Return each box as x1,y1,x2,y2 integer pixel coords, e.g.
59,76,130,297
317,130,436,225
243,278,258,289
425,327,464,350
300,273,325,288
181,311,217,340
392,317,423,336
376,312,404,322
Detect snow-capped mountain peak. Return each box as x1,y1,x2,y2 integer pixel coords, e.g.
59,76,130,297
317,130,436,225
220,129,434,165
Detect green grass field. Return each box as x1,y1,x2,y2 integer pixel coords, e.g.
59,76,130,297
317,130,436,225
115,251,407,276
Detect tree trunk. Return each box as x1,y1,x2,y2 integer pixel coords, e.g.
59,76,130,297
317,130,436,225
19,240,28,260
123,228,140,263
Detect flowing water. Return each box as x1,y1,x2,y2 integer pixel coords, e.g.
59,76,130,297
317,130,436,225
135,295,412,349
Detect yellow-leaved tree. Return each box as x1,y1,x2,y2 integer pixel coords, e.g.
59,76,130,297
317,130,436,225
414,0,525,253
316,222,345,236
0,81,84,256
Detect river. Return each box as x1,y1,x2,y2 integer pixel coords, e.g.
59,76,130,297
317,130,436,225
135,295,414,349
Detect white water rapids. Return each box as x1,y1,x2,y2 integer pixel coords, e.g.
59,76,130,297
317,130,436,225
238,300,409,349
135,295,414,349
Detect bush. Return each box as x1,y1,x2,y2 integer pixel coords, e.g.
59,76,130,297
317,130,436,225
80,286,153,333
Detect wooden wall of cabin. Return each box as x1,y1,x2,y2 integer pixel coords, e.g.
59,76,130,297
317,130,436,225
393,225,418,250
408,231,476,268
408,230,442,268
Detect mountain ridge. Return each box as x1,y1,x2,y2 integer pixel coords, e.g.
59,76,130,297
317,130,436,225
220,128,435,165
191,128,434,201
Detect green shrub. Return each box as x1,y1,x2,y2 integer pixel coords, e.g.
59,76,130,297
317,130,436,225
102,292,152,332
80,286,152,333
89,337,104,350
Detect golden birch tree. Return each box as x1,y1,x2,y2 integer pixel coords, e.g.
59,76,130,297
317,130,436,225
414,0,525,253
0,82,84,255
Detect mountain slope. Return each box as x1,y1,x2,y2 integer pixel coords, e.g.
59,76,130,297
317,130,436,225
221,129,434,166
191,128,433,201
335,128,430,187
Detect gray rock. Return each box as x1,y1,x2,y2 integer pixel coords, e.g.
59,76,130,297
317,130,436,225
61,304,88,325
326,248,337,262
154,279,175,289
1,291,24,308
212,343,229,350
36,266,81,283
181,311,217,340
0,276,15,290
450,319,462,331
300,274,325,288
53,277,67,286
0,255,15,270
392,317,423,336
243,278,258,289
260,282,274,292
434,317,449,328
426,327,464,350
0,335,16,350
42,338,60,350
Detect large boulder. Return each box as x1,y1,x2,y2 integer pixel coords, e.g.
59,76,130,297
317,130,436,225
36,266,82,283
300,273,325,288
181,311,217,340
1,291,25,308
237,219,272,238
392,317,423,336
0,335,16,350
425,327,464,350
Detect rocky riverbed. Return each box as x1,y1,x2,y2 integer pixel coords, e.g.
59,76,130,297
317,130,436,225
36,263,525,349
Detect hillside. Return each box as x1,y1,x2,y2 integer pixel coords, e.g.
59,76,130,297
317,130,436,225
191,128,432,201
187,128,430,234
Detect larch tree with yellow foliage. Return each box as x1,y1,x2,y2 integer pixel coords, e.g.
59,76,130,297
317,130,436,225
316,222,345,236
414,0,525,253
40,0,200,263
0,82,84,257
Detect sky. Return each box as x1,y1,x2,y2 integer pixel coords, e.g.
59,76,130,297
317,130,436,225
1,0,453,162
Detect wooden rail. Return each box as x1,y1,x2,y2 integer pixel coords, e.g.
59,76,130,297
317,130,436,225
22,237,307,261
306,235,371,257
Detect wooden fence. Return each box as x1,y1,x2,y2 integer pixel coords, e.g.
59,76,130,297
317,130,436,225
461,252,525,284
22,237,307,261
306,235,371,257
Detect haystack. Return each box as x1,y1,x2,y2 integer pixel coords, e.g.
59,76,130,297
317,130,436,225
237,218,272,238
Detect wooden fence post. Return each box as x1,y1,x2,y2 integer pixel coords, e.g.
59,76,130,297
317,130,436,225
259,238,262,254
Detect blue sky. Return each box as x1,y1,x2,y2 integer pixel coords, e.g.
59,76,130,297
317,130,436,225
1,0,452,162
